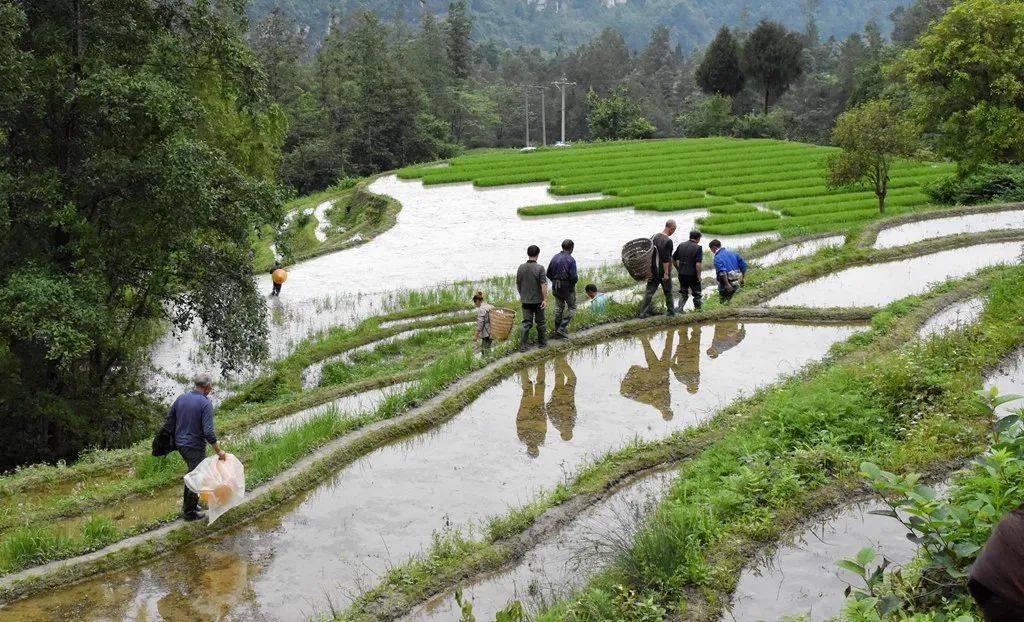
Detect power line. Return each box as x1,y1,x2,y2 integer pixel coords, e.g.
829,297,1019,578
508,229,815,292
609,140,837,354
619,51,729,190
551,74,576,145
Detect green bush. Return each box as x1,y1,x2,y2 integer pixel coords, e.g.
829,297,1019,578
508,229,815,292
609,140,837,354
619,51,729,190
925,164,1024,205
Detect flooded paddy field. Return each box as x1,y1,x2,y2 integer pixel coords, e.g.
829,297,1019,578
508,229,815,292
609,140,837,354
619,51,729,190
249,381,415,438
753,235,845,267
0,321,859,621
768,241,1024,308
148,175,771,401
917,296,984,339
407,468,680,621
875,210,1024,249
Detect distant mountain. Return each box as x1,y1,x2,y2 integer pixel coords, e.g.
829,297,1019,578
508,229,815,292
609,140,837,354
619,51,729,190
249,0,912,50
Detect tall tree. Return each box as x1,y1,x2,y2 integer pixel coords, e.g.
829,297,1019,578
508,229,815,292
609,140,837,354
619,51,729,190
695,27,745,97
900,0,1024,170
0,0,285,468
445,0,472,81
741,20,805,114
826,100,921,213
249,8,308,105
890,0,953,47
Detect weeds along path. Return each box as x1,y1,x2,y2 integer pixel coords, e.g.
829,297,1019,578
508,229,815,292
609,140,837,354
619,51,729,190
2,223,1022,618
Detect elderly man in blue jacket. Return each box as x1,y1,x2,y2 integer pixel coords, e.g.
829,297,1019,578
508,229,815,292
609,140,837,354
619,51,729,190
709,239,748,303
163,373,226,521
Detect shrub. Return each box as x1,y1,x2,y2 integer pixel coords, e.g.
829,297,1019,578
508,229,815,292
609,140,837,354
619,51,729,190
675,95,735,138
924,164,1024,205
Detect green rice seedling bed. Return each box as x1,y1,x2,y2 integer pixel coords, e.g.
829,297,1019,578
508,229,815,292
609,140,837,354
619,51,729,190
399,139,957,233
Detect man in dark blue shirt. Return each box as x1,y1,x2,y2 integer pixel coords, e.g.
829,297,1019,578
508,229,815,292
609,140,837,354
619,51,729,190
709,239,748,303
546,239,579,339
164,372,226,521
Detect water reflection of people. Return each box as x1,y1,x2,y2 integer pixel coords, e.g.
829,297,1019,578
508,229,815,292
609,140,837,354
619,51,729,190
706,321,746,359
547,356,577,441
620,332,675,421
516,366,547,457
671,325,702,394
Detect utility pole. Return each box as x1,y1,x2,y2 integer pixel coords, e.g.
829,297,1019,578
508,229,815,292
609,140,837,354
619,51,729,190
540,88,547,146
523,85,547,149
524,86,531,148
551,74,576,146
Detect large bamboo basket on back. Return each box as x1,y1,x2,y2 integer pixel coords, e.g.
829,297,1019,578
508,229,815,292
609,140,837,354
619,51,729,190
621,237,655,281
488,308,517,341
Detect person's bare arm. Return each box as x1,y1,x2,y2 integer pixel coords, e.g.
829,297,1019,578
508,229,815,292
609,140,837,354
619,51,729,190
541,281,549,309
695,261,703,273
662,261,671,281
213,442,226,461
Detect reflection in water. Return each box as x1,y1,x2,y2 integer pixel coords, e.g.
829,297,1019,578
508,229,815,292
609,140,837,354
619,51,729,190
547,357,578,441
707,321,746,358
3,323,861,622
620,333,675,421
517,367,547,458
671,325,702,394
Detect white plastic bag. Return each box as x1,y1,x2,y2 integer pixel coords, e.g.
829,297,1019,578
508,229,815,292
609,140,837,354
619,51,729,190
183,453,246,524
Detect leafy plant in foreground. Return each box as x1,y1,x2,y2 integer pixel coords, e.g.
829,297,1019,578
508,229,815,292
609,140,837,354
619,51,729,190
839,389,1024,620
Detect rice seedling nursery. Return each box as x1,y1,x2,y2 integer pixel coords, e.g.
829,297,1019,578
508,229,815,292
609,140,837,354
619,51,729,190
399,138,954,234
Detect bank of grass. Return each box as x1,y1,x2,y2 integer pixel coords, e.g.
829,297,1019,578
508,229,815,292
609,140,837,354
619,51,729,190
523,274,1024,622
327,271,1000,622
398,138,953,235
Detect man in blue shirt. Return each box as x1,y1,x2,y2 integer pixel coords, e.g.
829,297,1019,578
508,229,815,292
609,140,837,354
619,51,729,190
546,239,579,339
709,239,748,303
163,372,226,521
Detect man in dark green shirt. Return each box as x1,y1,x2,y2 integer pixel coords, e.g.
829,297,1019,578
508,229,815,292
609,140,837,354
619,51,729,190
516,245,549,352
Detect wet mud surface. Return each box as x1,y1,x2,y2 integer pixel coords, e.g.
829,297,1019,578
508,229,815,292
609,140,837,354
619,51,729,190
1,321,857,621
875,211,1024,250
768,242,1024,309
753,236,844,267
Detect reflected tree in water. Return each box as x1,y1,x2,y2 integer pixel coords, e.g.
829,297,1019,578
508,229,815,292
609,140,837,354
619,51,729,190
619,332,675,421
707,321,746,358
671,325,702,394
517,366,547,458
547,356,578,442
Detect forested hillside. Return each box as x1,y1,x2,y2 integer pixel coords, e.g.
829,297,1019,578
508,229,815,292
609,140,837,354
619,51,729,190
248,0,910,49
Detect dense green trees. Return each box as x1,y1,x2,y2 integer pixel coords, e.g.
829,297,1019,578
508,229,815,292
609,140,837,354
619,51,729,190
695,27,745,97
0,0,285,468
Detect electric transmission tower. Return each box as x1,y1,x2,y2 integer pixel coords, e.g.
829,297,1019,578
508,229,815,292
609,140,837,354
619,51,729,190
551,74,576,146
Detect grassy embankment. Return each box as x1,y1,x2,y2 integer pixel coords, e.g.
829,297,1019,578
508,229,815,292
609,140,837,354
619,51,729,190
336,266,1023,622
398,138,954,236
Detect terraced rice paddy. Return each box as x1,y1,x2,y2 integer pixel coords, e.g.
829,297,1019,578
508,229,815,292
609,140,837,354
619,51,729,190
918,296,984,339
875,209,1024,249
768,241,1024,308
0,321,859,621
399,139,954,235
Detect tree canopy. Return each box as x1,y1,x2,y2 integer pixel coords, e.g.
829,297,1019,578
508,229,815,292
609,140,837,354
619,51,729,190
900,0,1024,171
695,27,745,97
741,20,805,114
0,0,285,468
586,86,656,141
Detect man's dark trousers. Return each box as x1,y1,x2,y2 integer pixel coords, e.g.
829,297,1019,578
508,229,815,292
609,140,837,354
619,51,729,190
678,274,702,310
520,303,547,349
552,284,576,336
179,446,206,516
640,276,674,316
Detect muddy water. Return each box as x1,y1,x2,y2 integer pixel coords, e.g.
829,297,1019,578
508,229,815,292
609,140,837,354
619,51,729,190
724,500,919,622
407,468,680,621
724,349,1024,621
0,321,858,621
150,176,772,400
249,382,415,438
875,210,1024,249
768,242,1024,308
917,297,984,339
754,236,844,267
